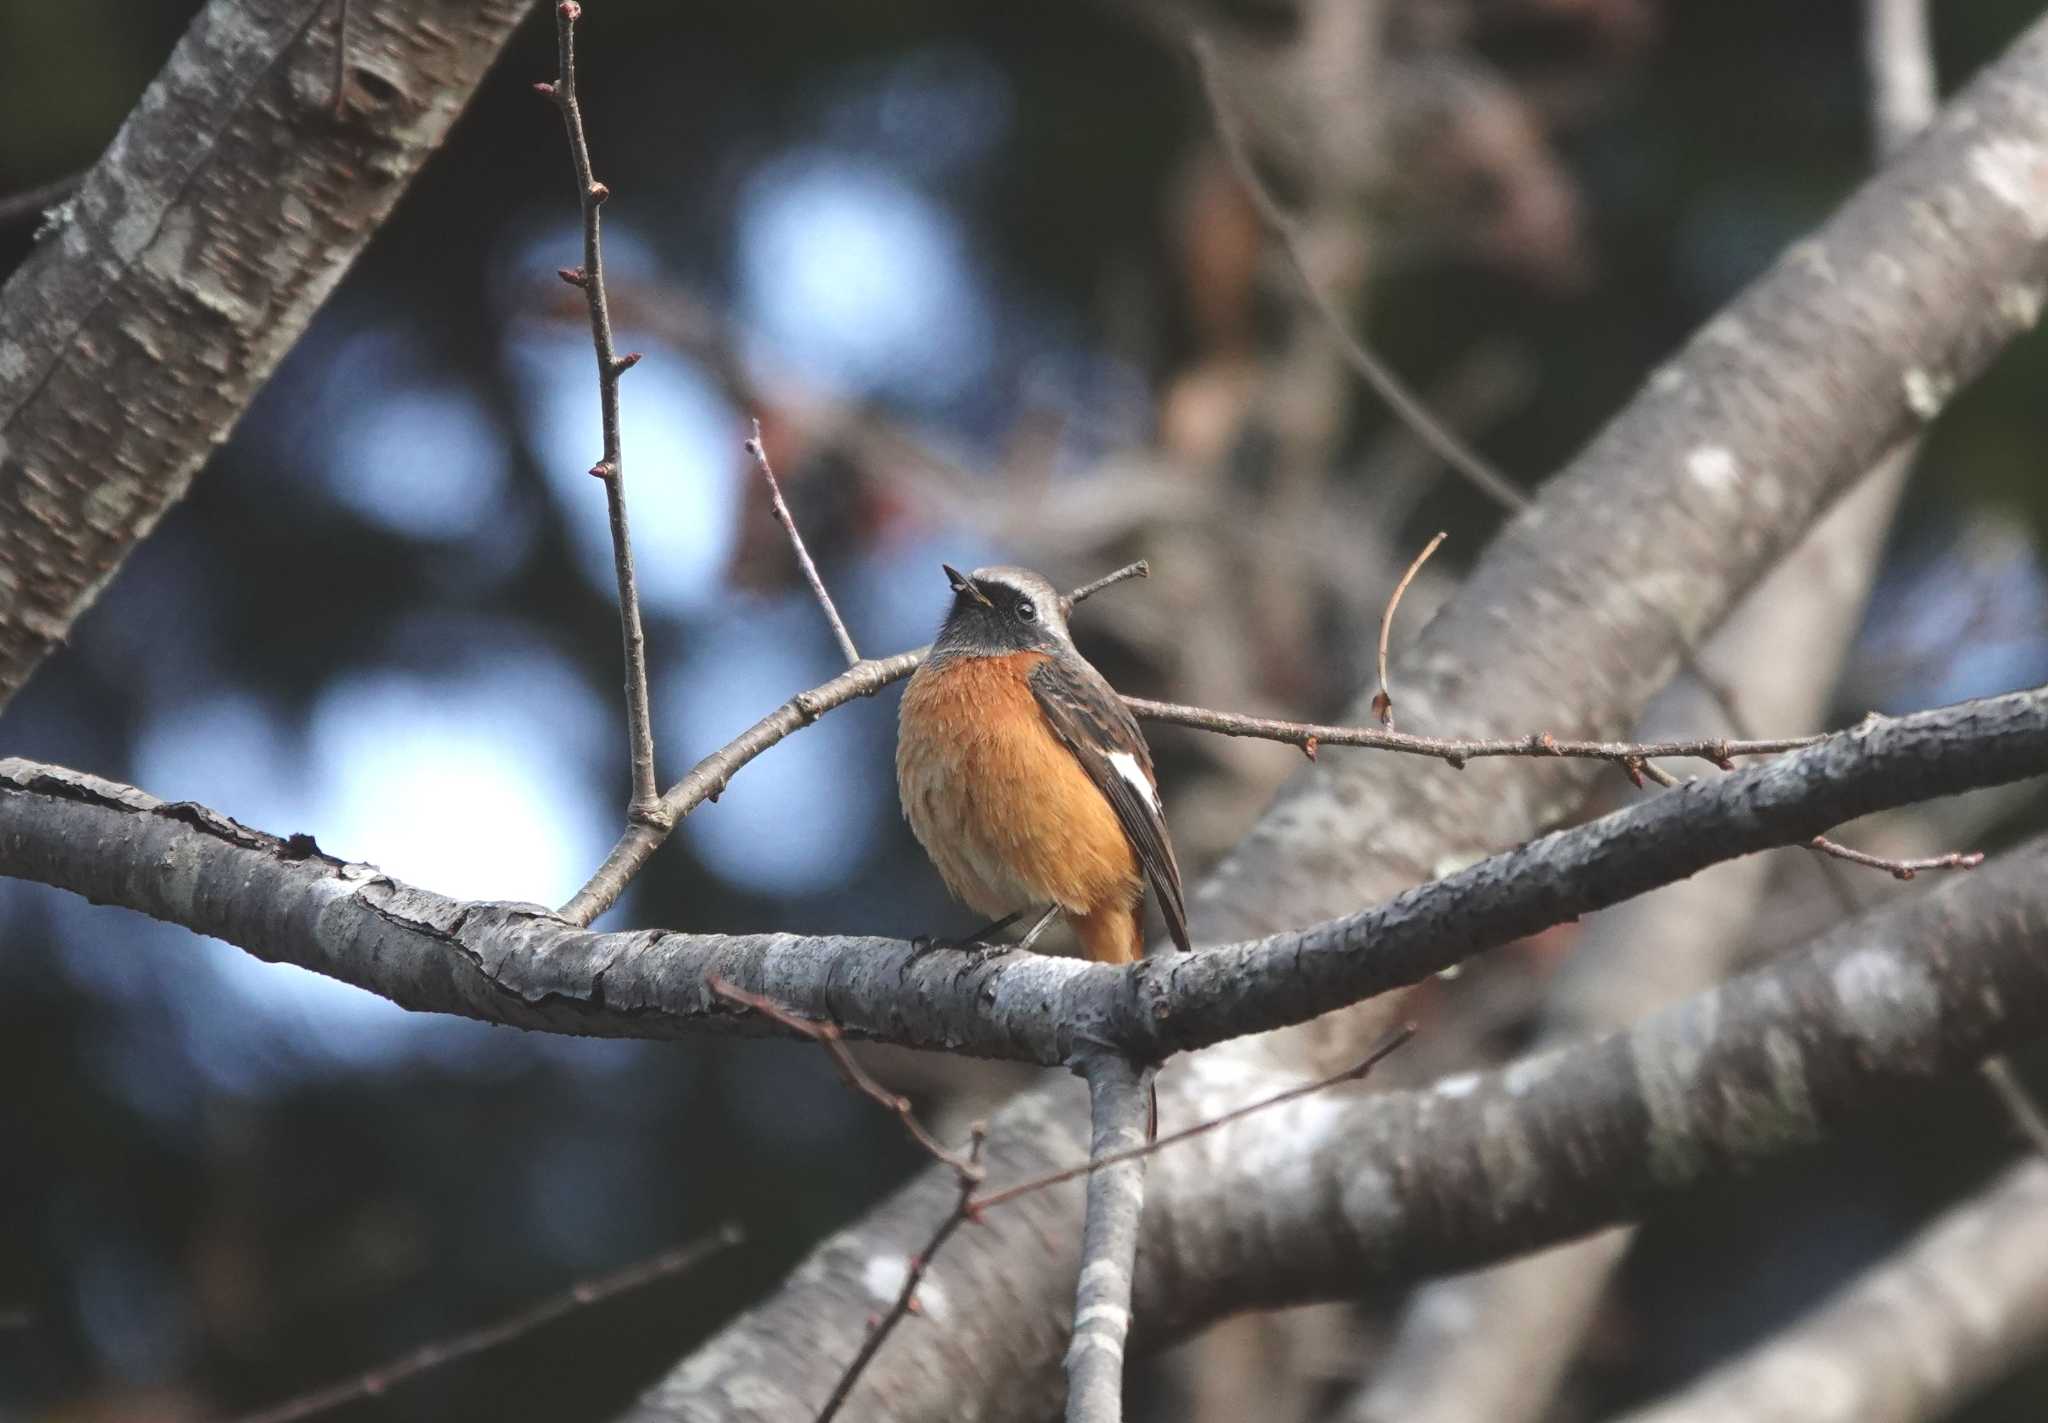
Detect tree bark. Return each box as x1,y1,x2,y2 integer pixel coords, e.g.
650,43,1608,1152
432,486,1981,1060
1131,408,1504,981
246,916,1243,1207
4,686,2042,1065
627,13,2048,1417
0,0,537,709
1607,1158,2048,1423
1343,407,1915,1423
1134,838,2048,1328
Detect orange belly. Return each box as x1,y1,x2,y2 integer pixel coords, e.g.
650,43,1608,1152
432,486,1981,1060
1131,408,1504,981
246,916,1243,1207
897,652,1142,961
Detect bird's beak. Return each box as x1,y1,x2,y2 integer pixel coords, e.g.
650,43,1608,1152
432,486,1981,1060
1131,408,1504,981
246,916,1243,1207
942,564,993,608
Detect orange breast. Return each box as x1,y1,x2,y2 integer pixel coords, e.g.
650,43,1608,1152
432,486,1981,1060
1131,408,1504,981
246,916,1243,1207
897,652,1141,924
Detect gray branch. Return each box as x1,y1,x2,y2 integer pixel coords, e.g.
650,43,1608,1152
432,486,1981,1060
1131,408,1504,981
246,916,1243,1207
0,0,537,709
631,12,2048,1410
1345,0,1942,1407
1133,837,2048,1331
1345,457,1916,1423
1607,1159,2048,1423
6,10,2047,1420
1065,1057,1153,1423
633,834,2048,1422
4,685,2043,1067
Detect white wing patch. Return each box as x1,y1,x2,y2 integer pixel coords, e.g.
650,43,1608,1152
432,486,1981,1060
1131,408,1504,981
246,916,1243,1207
1106,750,1160,810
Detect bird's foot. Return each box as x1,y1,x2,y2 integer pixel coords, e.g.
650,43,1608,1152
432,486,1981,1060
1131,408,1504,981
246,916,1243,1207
910,908,1028,961
908,932,1017,965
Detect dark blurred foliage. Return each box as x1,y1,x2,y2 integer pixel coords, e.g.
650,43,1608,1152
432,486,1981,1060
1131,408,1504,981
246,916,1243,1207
2,2,2047,1420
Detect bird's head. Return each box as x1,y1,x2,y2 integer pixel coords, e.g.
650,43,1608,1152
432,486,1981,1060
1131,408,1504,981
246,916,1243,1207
932,564,1071,658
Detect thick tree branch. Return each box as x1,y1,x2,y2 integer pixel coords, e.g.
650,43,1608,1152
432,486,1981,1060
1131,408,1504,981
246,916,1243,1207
636,14,2048,1412
1347,6,1943,1407
0,0,538,710
643,836,2048,1421
1133,838,2048,1330
1347,455,1920,1423
1607,1159,2048,1423
1064,1057,1152,1423
5,688,2041,1067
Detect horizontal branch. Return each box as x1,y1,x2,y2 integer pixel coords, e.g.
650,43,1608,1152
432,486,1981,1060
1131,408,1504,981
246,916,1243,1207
1136,835,2048,1330
639,10,2048,1411
3,687,2041,1068
1126,696,1819,770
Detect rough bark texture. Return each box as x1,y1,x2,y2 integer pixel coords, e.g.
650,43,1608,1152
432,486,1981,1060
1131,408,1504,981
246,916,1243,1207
4,687,2042,1067
1609,1159,2048,1423
628,15,2048,1416
1135,838,2048,1326
0,0,536,708
1344,451,1914,1423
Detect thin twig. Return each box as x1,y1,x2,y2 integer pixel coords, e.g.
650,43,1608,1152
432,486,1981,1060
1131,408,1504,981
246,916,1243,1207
971,1025,1415,1214
557,565,1148,925
233,1225,742,1423
1191,36,1529,513
1982,1057,2048,1158
539,0,660,820
706,977,980,1176
0,172,82,232
710,967,1410,1419
1062,560,1150,618
746,419,862,667
561,598,1843,927
1126,697,1820,772
1063,1056,1152,1423
1805,835,1983,880
1373,532,1447,728
815,1125,987,1423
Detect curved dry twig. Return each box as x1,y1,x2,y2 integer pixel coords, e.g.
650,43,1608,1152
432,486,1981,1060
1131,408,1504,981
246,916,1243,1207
1373,532,1447,729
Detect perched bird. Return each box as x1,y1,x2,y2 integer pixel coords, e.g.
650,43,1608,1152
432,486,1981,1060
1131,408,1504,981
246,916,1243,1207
896,564,1191,964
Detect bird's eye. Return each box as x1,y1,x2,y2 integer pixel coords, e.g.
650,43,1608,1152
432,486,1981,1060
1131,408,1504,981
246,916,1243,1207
1015,599,1037,623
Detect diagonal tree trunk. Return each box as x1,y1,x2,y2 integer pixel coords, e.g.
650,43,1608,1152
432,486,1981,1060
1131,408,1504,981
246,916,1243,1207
0,0,537,710
623,13,2048,1419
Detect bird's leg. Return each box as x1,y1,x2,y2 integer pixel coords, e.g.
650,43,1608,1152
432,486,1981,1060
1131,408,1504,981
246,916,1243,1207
1010,902,1062,954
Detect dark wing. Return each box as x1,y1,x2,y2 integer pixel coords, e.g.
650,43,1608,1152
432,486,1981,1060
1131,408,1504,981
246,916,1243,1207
1029,655,1191,953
